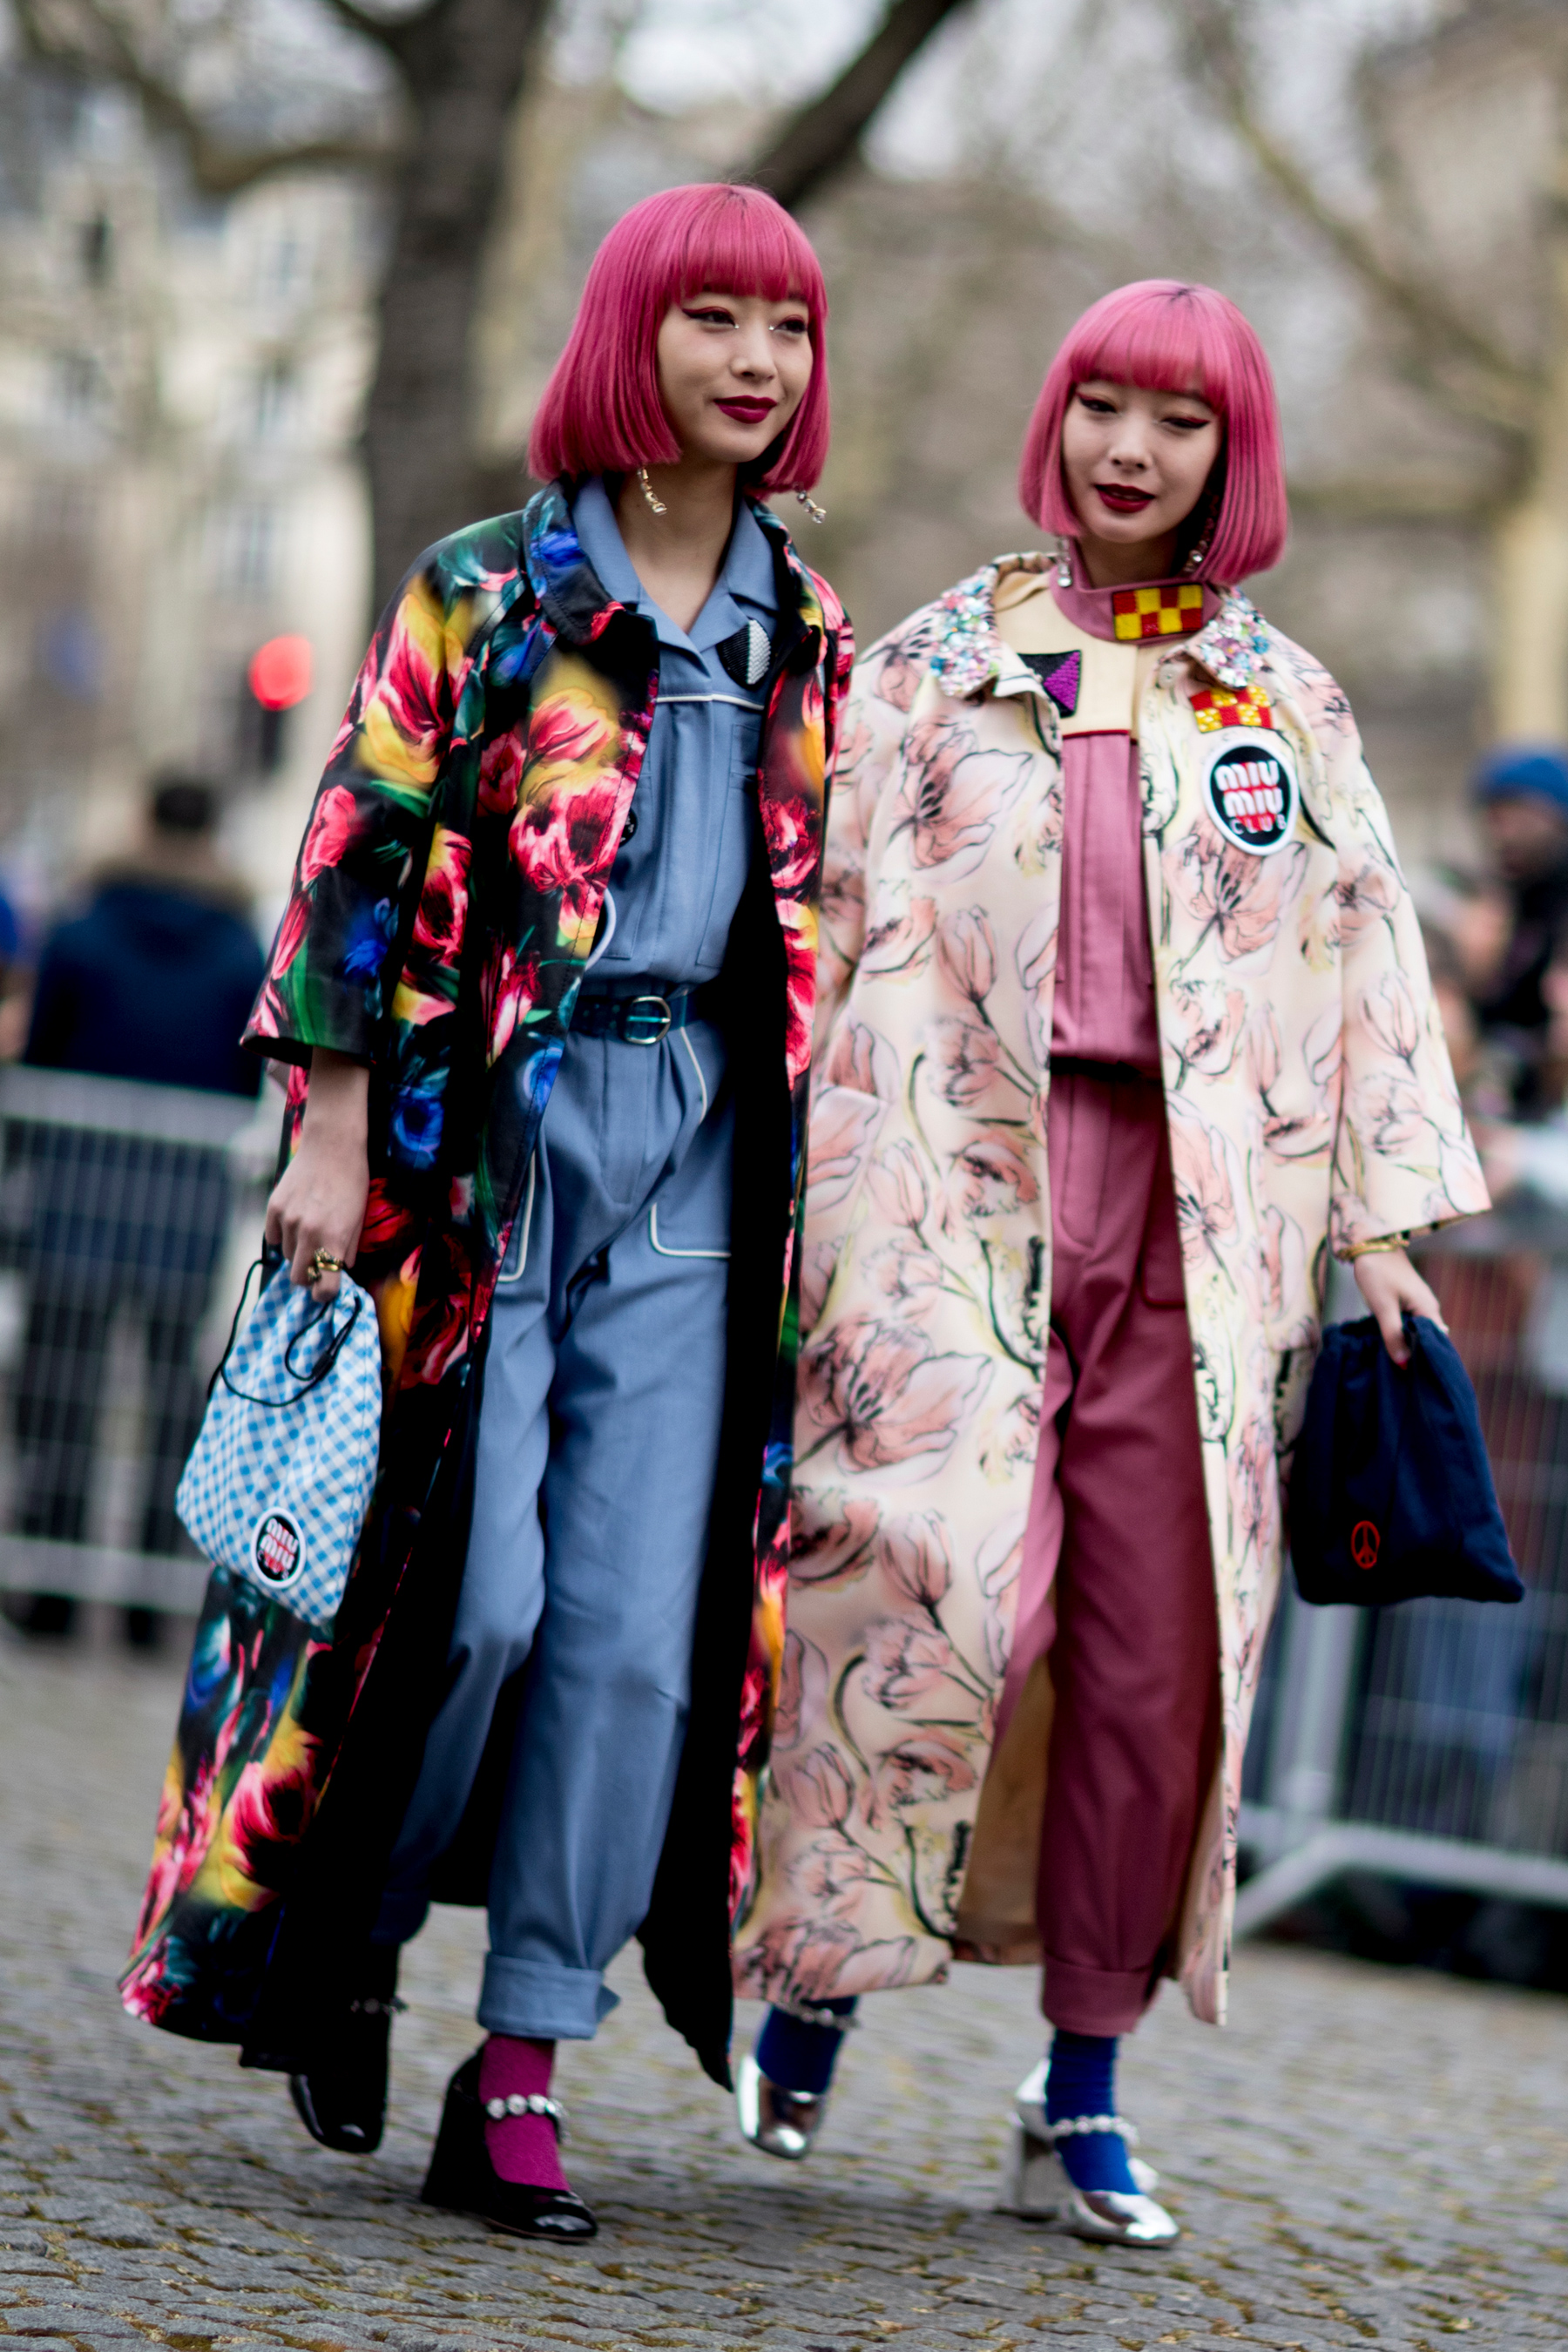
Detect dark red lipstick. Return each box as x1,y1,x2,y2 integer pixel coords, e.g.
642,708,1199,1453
1094,483,1155,514
716,397,776,422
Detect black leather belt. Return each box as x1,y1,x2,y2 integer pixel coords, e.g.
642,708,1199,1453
572,983,722,1045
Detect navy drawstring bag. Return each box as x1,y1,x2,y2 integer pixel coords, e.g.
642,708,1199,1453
1289,1313,1524,1607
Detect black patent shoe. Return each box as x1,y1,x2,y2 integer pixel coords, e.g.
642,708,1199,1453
288,1946,403,2155
421,2049,597,2241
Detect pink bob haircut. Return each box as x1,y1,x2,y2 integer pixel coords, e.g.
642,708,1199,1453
529,182,830,493
1017,280,1288,582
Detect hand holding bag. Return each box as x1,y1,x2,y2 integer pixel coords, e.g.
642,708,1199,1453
175,1260,384,1633
1288,1312,1524,1607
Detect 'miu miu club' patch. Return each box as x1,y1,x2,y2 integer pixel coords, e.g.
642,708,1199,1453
1202,727,1299,856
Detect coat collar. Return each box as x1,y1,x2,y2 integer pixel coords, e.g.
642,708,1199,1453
927,552,1273,700
520,479,836,652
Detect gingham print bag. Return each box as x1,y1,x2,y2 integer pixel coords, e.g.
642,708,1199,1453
175,1260,382,1633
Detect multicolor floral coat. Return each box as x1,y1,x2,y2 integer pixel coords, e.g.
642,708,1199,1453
733,553,1487,2022
120,485,851,2086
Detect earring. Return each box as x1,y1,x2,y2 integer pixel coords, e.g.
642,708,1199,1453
1054,539,1073,588
795,490,827,524
638,466,666,517
1182,498,1217,576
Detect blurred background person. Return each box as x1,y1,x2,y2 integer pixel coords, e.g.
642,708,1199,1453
4,774,263,1645
1455,746,1568,1122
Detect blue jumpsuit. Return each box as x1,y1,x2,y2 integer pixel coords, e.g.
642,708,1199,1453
375,479,776,2042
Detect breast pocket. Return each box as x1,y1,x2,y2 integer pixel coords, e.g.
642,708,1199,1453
695,769,760,974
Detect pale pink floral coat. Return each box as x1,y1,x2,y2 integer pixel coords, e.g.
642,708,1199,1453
733,553,1488,2024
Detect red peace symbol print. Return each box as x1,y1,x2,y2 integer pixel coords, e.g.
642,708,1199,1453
1351,1520,1381,1571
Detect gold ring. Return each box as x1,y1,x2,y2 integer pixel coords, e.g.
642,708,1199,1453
306,1248,345,1282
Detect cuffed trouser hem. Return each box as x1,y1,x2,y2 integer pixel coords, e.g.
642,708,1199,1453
477,1955,619,2041
1041,1954,1155,2038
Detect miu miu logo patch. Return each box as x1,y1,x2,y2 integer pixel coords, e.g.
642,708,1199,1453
1201,729,1299,855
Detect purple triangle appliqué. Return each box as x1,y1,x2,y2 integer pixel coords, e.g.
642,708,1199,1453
1040,650,1081,715
1023,649,1081,715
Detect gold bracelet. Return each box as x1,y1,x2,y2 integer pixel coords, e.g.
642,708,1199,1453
1340,1231,1410,1264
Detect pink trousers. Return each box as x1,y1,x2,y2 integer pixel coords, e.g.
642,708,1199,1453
1016,1066,1220,2036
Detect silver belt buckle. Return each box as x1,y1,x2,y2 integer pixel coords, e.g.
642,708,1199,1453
622,994,672,1045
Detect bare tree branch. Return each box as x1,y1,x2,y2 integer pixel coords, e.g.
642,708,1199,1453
1176,0,1538,435
320,0,443,69
745,0,973,212
14,0,403,193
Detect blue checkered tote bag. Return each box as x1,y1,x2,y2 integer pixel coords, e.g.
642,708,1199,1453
175,1260,383,1633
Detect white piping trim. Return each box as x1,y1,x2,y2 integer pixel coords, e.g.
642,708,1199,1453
649,1204,728,1260
679,1025,710,1123
657,692,766,710
497,1153,537,1287
583,889,617,971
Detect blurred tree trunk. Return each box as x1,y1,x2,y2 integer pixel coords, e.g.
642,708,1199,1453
16,0,970,618
1490,172,1568,740
1179,0,1566,742
747,0,972,210
354,0,551,608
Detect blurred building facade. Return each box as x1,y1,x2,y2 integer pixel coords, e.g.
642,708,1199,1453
0,68,375,921
3,1,1564,920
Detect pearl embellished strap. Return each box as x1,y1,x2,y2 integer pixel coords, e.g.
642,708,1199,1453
1040,2112,1140,2146
483,2091,567,2140
347,1996,407,2018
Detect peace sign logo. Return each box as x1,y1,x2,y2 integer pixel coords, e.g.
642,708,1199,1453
1351,1520,1381,1571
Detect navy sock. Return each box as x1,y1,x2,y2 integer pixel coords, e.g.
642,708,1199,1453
755,1997,857,2095
1044,2029,1137,2195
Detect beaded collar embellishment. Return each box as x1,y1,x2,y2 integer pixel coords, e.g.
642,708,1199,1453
928,560,1010,700
1187,591,1271,692
927,564,1272,703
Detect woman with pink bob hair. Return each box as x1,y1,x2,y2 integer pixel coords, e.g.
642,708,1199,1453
121,184,854,2242
733,280,1485,2242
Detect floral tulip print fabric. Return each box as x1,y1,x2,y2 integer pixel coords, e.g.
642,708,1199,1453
734,554,1486,2022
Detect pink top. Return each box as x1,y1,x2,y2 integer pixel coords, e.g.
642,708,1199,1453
1050,731,1162,1074
1043,566,1217,1077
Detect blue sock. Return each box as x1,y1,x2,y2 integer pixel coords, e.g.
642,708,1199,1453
1045,2029,1137,2195
755,1997,857,2095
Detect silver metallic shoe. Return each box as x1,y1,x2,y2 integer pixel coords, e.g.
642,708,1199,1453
735,1997,856,2161
735,2051,828,2160
1004,2061,1179,2246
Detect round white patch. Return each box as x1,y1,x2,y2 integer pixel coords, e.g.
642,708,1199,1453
1201,728,1299,856
252,1507,307,1592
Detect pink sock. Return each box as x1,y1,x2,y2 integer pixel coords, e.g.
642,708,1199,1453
478,2034,569,2192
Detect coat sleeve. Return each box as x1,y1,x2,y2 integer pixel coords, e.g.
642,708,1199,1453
244,554,476,1069
812,609,932,1065
1322,708,1490,1255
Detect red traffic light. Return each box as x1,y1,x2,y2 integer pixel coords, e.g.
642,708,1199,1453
247,634,313,712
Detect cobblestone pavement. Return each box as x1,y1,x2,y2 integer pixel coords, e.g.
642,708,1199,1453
3,1629,1566,2352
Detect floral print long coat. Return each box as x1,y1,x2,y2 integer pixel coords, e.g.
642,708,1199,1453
733,553,1486,2022
120,486,850,2085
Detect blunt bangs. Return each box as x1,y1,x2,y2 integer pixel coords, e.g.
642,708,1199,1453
1017,280,1288,583
529,183,831,493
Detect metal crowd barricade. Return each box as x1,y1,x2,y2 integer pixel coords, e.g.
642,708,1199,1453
0,1064,275,1618
1238,1198,1568,1933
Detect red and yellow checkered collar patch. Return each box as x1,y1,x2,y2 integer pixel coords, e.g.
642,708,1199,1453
1191,685,1274,733
1112,583,1205,641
